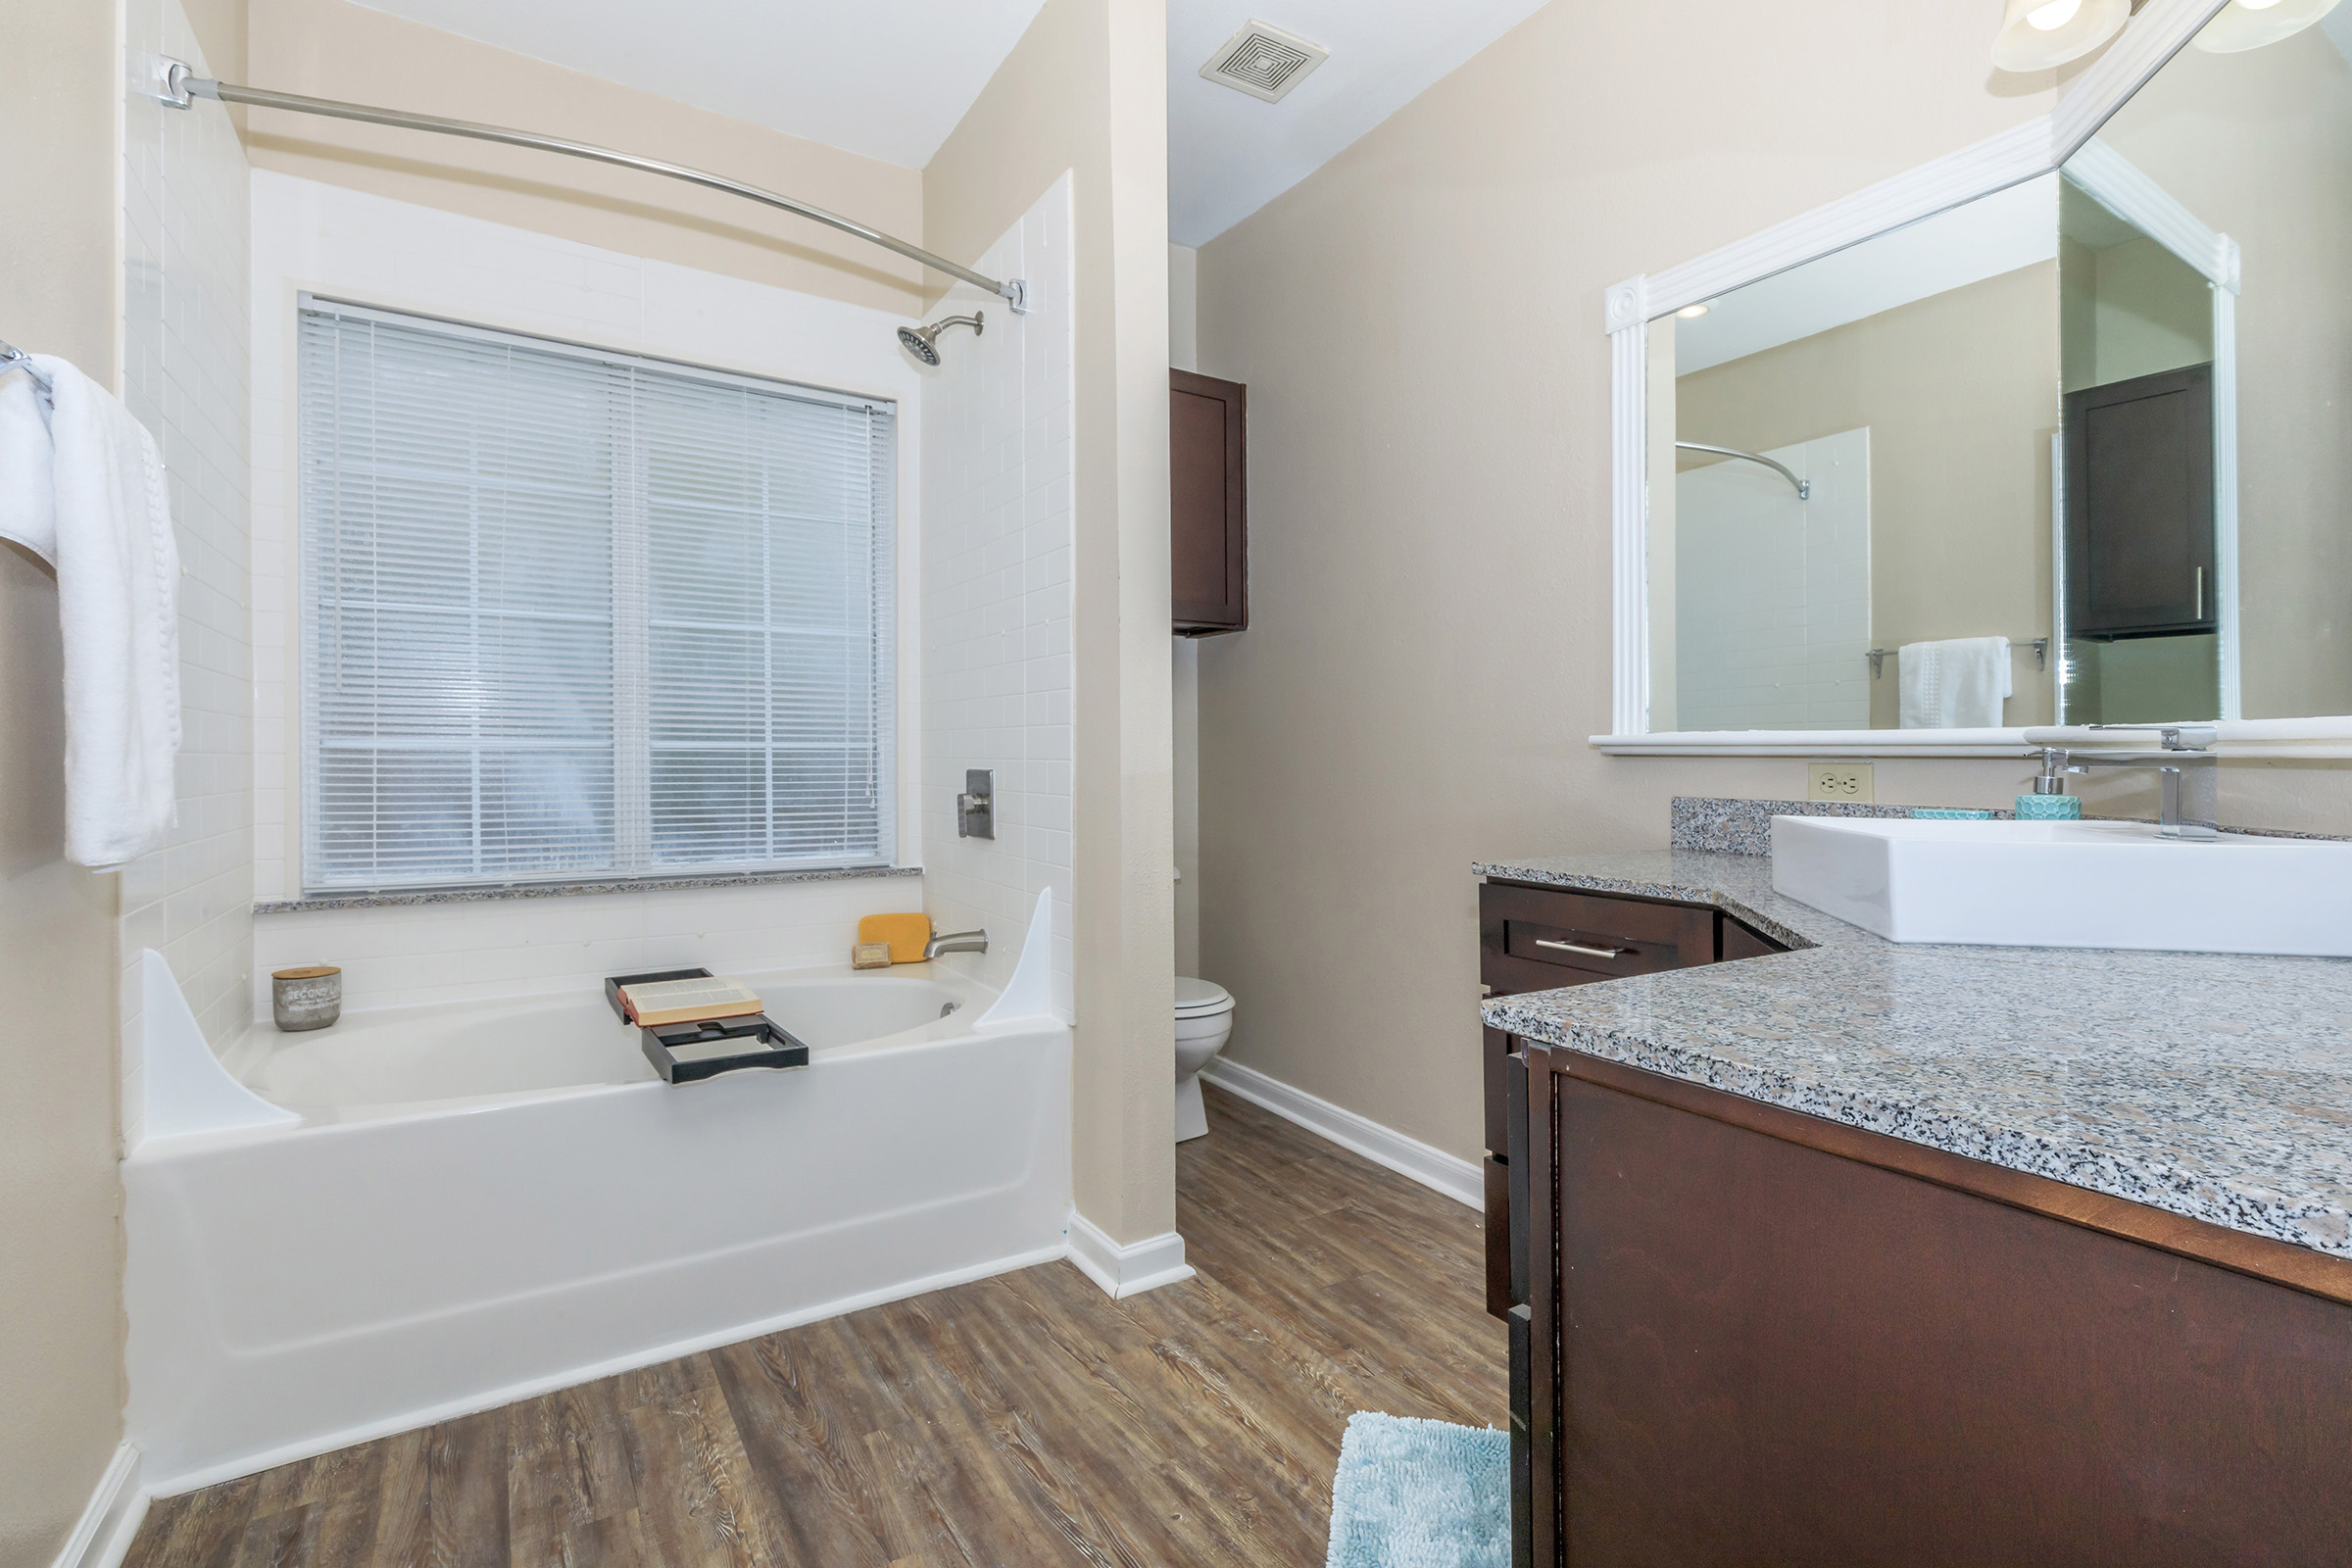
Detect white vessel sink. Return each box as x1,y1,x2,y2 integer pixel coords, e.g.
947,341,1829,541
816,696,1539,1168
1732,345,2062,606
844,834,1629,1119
1770,815,2352,956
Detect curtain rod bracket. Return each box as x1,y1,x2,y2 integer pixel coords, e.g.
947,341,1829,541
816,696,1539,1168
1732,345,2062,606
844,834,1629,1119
156,58,196,109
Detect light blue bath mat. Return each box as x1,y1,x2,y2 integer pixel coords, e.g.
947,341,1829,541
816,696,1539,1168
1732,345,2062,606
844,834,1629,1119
1325,1412,1509,1568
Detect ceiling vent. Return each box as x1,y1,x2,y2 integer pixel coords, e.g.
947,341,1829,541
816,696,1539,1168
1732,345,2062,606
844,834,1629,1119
1200,20,1329,104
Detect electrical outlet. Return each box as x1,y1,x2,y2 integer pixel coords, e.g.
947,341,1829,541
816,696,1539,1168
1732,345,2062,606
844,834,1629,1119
1809,762,1874,803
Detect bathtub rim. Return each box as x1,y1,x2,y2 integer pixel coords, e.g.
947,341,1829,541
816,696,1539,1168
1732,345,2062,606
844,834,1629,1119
157,959,1012,1154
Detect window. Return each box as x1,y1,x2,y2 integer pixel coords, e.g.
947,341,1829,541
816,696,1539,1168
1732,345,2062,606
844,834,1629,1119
297,300,896,892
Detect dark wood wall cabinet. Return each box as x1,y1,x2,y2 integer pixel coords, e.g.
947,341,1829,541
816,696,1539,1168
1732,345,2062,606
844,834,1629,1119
1171,368,1247,634
2063,362,2216,640
1496,967,2352,1564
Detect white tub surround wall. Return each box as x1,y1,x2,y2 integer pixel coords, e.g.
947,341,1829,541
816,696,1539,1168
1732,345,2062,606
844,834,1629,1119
247,172,931,993
251,872,926,1014
919,175,1078,1019
120,0,256,1150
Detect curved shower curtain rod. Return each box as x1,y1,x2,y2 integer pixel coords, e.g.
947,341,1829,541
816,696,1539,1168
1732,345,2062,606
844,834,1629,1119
1676,441,1808,500
155,61,1028,313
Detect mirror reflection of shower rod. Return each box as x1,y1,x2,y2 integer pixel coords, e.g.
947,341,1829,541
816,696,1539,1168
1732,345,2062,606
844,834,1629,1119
1676,441,1809,500
150,61,1028,314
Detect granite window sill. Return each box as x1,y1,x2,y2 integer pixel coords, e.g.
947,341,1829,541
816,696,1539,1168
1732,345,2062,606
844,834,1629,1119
254,862,921,914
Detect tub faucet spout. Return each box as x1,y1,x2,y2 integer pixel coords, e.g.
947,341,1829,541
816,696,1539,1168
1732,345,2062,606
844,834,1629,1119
924,928,988,959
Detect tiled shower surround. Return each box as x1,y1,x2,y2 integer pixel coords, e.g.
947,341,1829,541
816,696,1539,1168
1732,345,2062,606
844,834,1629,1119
917,175,1078,1017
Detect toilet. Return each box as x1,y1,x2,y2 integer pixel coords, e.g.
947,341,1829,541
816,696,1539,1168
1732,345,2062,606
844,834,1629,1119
1173,977,1236,1142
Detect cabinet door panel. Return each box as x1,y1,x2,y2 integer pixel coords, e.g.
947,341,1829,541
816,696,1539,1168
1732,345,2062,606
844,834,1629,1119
1171,369,1247,632
1542,1062,2352,1565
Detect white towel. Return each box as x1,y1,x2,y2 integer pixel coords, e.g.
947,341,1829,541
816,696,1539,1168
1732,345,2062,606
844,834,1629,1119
31,354,182,868
1898,636,2011,729
0,364,55,564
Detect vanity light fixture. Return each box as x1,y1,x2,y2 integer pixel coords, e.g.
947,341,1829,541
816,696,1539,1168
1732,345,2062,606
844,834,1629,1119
2195,0,2342,52
1991,0,2130,70
1676,304,1711,318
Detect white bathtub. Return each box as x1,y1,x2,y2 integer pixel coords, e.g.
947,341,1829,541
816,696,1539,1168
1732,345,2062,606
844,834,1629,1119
125,937,1071,1492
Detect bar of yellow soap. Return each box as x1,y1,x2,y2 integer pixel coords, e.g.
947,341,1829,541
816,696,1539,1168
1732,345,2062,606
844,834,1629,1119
857,913,932,964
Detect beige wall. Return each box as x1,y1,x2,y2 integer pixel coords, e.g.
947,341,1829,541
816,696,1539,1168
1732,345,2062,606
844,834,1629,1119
926,0,1176,1246
1675,263,2061,727
1192,0,2352,1166
0,1,127,1560
244,0,927,316
2096,27,2352,720
180,0,244,81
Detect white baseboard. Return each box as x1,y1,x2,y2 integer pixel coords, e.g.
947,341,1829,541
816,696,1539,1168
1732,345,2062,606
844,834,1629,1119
1200,1058,1483,1209
48,1444,145,1568
1065,1210,1195,1298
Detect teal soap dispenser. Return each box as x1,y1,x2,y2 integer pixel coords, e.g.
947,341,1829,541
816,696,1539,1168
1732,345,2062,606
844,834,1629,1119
2018,748,2082,820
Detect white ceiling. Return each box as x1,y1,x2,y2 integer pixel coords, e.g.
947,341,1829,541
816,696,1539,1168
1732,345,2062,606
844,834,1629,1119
354,0,1546,245
351,0,1052,169
1168,0,1549,246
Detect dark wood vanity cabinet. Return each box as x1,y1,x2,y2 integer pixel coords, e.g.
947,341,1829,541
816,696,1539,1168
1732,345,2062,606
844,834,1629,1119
1506,1045,2352,1566
1478,880,1785,1318
1171,368,1247,634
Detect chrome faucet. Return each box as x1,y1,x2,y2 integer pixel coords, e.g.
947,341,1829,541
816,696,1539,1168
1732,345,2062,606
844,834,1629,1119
923,928,989,959
2032,725,2219,839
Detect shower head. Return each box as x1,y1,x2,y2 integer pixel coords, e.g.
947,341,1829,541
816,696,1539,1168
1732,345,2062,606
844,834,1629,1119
897,311,984,366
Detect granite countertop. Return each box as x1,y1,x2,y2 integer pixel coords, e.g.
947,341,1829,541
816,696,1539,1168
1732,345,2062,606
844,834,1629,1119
1477,847,2352,1260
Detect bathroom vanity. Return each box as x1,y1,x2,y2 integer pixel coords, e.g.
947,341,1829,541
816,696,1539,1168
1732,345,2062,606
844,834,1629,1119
1476,845,2352,1566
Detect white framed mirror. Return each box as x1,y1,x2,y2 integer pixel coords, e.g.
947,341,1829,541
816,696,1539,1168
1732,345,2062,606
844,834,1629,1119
1598,0,2352,760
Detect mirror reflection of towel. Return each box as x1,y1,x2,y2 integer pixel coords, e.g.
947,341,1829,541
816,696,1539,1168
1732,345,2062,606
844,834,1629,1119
1898,637,2011,728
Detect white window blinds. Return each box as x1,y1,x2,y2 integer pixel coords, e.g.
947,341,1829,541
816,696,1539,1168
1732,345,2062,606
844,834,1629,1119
298,300,896,892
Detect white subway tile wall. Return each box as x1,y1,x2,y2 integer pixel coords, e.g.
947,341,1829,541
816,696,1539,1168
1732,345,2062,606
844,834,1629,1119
121,0,255,1149
248,173,930,1012
918,176,1077,1017
251,879,926,1014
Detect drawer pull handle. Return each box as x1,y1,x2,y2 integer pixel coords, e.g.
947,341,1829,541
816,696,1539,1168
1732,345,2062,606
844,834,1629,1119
1535,938,1627,958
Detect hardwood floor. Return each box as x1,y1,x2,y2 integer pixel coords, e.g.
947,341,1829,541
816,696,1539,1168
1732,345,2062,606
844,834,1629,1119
124,1085,1504,1567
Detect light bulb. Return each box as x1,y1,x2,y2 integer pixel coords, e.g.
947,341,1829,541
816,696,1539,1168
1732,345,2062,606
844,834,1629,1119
1992,0,2129,71
1677,304,1711,319
2196,0,2340,51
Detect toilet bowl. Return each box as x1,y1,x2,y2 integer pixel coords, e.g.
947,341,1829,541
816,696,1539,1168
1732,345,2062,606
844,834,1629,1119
1174,977,1235,1142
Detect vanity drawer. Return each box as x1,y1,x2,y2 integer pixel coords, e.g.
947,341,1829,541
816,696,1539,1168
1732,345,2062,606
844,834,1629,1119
1482,882,1718,984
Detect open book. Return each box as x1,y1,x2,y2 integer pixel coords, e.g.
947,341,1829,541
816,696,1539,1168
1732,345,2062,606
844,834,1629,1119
616,976,763,1027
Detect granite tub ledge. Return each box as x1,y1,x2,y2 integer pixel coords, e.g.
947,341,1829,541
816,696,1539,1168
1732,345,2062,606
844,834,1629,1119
1477,848,2352,1264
